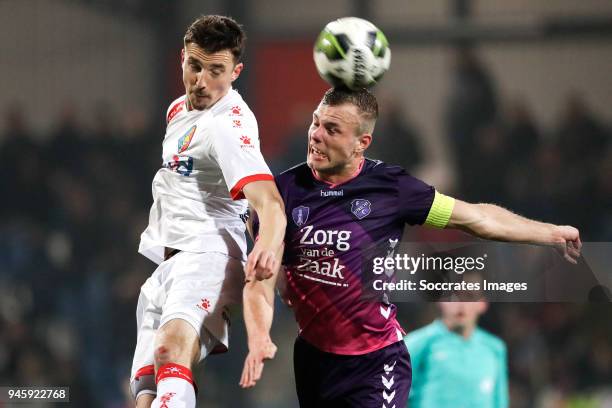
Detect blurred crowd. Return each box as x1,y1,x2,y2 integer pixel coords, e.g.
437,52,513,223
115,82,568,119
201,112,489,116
0,101,161,406
443,49,612,241
0,48,611,407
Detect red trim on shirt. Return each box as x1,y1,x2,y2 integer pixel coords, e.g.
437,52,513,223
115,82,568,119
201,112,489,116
230,173,274,200
167,99,185,124
311,158,365,188
134,364,155,380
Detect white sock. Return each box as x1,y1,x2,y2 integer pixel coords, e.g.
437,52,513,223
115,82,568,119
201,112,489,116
151,364,196,408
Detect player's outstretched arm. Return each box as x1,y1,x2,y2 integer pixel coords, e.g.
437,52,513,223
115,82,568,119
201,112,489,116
446,199,582,263
243,180,287,282
240,255,280,388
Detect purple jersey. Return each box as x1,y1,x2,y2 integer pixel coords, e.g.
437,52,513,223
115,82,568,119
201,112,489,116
276,159,435,355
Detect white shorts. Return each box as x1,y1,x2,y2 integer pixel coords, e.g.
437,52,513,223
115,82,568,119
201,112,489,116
130,251,244,385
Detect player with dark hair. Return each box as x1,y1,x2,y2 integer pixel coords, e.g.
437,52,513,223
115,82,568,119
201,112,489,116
240,86,580,407
130,15,285,408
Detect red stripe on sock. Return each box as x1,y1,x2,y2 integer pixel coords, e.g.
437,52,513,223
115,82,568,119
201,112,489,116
156,363,194,386
134,364,155,380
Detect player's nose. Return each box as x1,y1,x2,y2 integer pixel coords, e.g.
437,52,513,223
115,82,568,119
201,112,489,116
310,125,324,142
195,72,207,88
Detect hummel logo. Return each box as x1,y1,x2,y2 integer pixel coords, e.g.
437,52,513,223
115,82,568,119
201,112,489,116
389,238,398,248
382,375,395,389
384,361,397,374
382,404,396,408
383,390,396,404
380,305,391,319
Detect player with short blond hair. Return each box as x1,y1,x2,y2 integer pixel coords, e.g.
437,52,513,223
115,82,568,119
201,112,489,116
241,86,580,407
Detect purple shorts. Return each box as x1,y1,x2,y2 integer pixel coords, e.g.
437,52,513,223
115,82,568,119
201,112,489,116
294,337,412,407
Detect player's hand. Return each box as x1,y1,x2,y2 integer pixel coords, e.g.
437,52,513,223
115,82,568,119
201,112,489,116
239,338,277,388
552,225,582,264
244,242,280,282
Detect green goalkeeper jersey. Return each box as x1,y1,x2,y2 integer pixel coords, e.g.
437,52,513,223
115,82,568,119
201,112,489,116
404,320,509,408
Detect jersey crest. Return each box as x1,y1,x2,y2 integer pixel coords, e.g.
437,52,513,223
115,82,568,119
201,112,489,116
351,198,372,219
292,206,310,226
177,125,197,153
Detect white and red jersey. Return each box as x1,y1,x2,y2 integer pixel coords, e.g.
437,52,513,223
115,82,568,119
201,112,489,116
139,89,273,264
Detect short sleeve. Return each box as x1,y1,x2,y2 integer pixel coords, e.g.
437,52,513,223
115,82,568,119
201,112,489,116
211,113,273,200
396,170,436,225
396,169,455,228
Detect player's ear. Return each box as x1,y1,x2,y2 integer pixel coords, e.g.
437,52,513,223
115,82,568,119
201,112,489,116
181,48,185,68
231,62,244,82
355,133,372,154
478,301,489,314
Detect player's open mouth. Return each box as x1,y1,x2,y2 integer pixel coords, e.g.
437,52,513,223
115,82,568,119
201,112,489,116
310,146,328,160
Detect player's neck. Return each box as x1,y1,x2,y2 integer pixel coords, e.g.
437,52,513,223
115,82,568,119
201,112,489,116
442,319,476,340
460,326,475,340
313,158,364,187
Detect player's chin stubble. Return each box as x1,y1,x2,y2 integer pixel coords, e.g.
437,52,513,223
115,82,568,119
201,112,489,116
309,160,345,177
189,93,209,110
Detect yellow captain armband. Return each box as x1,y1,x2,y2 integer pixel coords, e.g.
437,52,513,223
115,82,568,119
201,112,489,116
424,191,455,228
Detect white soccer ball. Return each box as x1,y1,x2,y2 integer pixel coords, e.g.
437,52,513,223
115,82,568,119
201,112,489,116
314,17,391,90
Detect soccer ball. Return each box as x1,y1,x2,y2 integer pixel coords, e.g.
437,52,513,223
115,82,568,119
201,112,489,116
314,17,391,90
